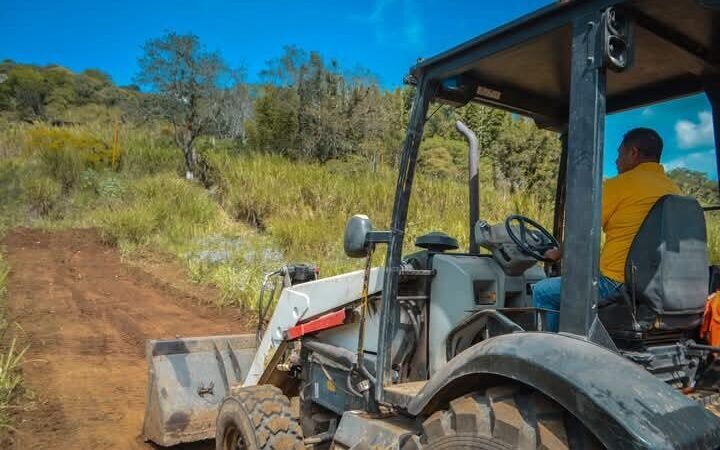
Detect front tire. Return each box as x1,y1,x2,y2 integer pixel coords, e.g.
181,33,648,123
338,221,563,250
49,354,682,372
216,385,304,450
402,385,602,450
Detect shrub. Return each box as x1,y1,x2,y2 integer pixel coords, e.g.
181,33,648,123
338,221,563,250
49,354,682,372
96,175,124,201
120,144,182,177
97,205,158,246
37,147,85,190
78,168,100,192
23,126,112,168
22,126,115,190
0,159,27,228
95,173,226,249
22,175,62,216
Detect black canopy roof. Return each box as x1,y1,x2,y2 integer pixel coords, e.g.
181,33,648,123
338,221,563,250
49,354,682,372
410,0,719,127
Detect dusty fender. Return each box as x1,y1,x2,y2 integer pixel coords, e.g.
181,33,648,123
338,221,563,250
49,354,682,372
406,332,720,450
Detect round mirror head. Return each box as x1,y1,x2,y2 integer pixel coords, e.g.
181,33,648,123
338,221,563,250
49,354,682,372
344,215,373,258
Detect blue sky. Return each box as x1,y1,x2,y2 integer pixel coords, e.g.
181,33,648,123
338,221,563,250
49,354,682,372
1,0,716,179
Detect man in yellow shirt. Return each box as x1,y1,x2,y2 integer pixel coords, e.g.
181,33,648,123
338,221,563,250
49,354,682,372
533,128,681,331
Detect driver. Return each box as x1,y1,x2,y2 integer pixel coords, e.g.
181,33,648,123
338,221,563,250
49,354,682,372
532,127,680,332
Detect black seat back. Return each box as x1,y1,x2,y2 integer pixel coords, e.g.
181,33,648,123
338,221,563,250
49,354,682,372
624,195,708,330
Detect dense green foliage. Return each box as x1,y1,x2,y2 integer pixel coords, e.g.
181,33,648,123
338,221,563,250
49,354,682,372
668,168,719,206
0,60,134,122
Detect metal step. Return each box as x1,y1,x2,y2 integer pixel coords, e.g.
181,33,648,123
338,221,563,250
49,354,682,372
384,381,428,408
397,295,429,301
399,269,436,278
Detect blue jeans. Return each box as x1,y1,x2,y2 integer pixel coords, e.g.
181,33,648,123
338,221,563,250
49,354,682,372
532,275,622,332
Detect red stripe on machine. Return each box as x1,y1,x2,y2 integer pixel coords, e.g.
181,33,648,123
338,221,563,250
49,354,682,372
284,309,347,340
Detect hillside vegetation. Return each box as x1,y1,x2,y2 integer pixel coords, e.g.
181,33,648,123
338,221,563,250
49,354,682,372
1,37,718,312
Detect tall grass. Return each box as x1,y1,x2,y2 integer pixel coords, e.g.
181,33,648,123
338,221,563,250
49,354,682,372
708,217,720,263
0,246,27,431
94,173,228,250
206,152,551,277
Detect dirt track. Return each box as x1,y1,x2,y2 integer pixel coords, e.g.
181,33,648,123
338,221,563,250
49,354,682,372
3,229,249,450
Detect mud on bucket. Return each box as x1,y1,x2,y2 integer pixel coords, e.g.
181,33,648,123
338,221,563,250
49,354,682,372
142,334,257,447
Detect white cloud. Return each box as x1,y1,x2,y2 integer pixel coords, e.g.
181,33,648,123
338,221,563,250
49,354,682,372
664,149,716,175
675,111,714,149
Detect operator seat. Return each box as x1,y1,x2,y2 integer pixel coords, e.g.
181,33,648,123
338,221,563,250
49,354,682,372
598,195,709,335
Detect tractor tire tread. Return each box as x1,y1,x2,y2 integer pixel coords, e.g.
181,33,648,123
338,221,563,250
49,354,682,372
217,385,303,450
401,384,603,450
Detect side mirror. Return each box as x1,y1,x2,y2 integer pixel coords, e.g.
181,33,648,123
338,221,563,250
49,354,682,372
344,215,374,258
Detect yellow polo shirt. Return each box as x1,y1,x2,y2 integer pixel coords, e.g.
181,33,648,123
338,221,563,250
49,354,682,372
601,162,681,282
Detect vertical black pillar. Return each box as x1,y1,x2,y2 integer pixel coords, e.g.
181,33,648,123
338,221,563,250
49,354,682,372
376,77,433,402
704,78,720,195
559,13,607,335
551,131,568,276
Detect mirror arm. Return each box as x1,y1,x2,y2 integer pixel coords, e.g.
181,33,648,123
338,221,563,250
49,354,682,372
366,230,392,245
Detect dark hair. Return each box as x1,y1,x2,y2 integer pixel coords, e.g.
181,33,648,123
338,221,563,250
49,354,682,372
622,127,663,161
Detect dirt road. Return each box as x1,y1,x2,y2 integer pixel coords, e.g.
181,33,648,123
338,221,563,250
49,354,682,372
3,229,250,449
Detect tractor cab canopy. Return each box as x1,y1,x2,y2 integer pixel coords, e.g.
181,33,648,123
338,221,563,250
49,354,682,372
410,0,720,131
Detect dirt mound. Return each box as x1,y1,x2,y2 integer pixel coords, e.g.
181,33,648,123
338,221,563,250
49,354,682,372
2,228,251,449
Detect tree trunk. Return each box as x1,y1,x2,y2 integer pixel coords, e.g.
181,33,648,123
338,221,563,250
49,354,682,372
183,142,195,180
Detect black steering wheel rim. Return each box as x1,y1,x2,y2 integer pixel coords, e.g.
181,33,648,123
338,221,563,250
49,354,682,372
504,214,559,262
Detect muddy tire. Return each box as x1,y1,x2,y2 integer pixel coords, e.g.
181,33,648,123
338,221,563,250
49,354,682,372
216,385,304,450
402,385,603,450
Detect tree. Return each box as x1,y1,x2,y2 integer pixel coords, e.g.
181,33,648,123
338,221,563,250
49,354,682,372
249,85,300,155
135,32,227,179
7,66,48,120
490,116,561,199
212,69,253,142
668,168,719,205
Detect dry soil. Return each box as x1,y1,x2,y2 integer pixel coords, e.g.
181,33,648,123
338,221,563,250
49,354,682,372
3,228,250,449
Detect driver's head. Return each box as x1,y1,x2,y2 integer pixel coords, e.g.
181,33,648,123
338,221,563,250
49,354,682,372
616,127,663,174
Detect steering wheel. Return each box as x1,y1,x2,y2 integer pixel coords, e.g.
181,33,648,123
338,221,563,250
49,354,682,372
504,215,560,262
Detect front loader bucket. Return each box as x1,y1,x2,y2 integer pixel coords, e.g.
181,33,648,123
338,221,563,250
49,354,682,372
142,334,256,446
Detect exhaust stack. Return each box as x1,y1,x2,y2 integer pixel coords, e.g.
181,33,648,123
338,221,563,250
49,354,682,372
455,120,480,254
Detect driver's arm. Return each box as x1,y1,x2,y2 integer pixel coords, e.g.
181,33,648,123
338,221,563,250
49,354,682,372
544,247,562,262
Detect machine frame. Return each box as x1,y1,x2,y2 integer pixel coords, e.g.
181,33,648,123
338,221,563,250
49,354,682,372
375,0,720,403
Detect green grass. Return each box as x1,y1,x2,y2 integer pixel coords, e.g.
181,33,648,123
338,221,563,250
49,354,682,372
709,218,720,264
0,246,28,431
206,152,552,276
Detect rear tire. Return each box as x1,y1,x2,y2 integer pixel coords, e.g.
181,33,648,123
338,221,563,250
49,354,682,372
401,385,603,450
216,385,304,450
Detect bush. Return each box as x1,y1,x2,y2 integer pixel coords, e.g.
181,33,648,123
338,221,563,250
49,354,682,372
37,147,85,190
96,175,124,201
0,159,27,228
22,175,62,216
97,205,158,246
22,126,114,190
120,144,182,177
95,173,226,249
23,126,112,168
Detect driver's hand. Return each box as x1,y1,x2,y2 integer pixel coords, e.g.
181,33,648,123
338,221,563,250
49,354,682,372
544,248,562,262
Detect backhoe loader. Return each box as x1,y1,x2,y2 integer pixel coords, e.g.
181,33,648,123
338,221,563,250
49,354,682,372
143,1,720,448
